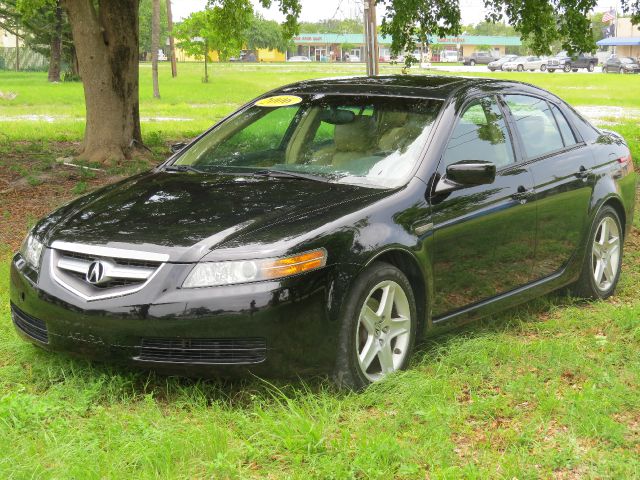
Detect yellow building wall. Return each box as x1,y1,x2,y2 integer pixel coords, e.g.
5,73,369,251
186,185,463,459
460,45,506,57
257,48,286,62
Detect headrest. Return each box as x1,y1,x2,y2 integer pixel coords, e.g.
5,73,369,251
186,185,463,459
378,111,408,130
334,116,373,152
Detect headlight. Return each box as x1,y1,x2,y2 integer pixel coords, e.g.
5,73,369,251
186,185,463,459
183,248,327,288
20,233,44,270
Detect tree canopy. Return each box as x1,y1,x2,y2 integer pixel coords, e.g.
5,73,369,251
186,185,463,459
380,0,640,66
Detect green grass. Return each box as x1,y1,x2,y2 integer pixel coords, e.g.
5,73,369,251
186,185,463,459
1,62,640,478
2,62,639,165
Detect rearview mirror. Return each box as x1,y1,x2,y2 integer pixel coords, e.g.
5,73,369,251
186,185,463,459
435,160,496,194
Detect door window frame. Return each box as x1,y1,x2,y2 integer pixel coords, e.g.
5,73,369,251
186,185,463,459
434,93,521,177
498,93,587,165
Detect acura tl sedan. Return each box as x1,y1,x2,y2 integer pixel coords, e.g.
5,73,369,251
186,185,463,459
10,76,636,389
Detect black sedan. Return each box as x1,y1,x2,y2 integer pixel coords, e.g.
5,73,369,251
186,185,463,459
603,56,640,73
10,76,636,389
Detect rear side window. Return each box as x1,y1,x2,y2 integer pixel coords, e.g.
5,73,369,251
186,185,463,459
550,104,577,146
504,95,564,159
441,96,515,169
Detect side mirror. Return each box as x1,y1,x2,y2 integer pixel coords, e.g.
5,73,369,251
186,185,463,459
435,160,496,194
170,142,187,154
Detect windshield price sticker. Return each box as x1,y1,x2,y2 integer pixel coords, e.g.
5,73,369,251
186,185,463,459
255,95,303,107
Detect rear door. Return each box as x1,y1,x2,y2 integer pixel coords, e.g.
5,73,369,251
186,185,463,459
430,95,537,317
502,94,593,279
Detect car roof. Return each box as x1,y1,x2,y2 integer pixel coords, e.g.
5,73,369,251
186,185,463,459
272,74,551,102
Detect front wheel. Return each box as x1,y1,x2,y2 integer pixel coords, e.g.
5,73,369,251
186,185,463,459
564,64,572,73
571,206,623,299
332,262,417,390
470,60,476,66
540,64,547,72
517,64,524,72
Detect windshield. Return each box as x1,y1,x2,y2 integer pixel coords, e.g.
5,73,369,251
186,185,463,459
174,94,442,188
621,57,636,64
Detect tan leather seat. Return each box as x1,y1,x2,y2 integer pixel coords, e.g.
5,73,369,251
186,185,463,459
311,116,374,168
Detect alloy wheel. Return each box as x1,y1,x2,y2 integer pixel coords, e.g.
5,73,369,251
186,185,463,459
355,280,412,382
592,216,621,292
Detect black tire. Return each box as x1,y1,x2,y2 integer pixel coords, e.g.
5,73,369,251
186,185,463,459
517,64,524,72
332,262,418,390
548,68,556,73
540,64,547,72
588,63,595,72
572,68,579,72
470,60,476,66
563,64,572,73
570,206,623,300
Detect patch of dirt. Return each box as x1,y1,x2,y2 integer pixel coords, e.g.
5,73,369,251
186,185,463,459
0,143,130,250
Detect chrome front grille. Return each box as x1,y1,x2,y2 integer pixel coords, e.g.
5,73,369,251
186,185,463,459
50,241,168,301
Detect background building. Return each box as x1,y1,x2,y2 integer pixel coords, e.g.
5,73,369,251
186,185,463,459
596,18,640,58
288,33,522,62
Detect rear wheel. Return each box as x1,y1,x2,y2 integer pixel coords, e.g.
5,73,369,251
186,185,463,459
540,64,547,72
571,206,623,299
332,262,417,390
517,64,524,72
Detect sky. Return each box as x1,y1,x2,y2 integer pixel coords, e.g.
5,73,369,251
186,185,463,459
173,0,623,25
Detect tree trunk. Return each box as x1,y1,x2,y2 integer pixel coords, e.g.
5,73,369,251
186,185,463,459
15,34,19,71
166,0,177,77
48,1,63,82
151,0,160,98
62,0,143,165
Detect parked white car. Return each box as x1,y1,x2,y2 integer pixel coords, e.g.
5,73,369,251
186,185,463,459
288,56,312,62
502,56,548,72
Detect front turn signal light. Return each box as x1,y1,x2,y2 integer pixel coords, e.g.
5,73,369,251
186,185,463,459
182,248,327,288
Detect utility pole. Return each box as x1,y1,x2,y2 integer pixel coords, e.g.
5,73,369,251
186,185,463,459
166,0,178,77
363,0,379,76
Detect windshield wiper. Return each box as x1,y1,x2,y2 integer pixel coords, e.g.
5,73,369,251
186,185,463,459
163,164,205,174
250,169,332,183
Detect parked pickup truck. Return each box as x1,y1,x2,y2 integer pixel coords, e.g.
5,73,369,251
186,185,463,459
547,53,598,72
462,52,494,66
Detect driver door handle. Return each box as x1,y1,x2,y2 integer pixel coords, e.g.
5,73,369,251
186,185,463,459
512,185,533,203
576,165,591,180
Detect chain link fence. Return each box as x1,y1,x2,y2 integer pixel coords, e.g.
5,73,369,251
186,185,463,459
0,47,48,71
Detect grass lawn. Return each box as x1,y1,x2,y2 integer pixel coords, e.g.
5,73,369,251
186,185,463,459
1,62,639,478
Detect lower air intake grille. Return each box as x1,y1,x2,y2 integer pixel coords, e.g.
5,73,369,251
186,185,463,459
11,303,49,344
138,337,267,364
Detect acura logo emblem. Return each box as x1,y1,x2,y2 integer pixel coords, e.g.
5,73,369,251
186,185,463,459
86,261,106,285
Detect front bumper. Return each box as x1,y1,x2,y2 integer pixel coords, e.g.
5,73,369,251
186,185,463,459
9,252,342,378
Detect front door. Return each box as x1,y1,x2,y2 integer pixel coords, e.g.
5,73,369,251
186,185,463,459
430,96,537,317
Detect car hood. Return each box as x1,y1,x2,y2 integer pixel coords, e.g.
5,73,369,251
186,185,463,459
41,171,390,262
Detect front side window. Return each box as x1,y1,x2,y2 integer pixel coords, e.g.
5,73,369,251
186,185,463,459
175,95,443,188
504,95,564,159
441,96,515,170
